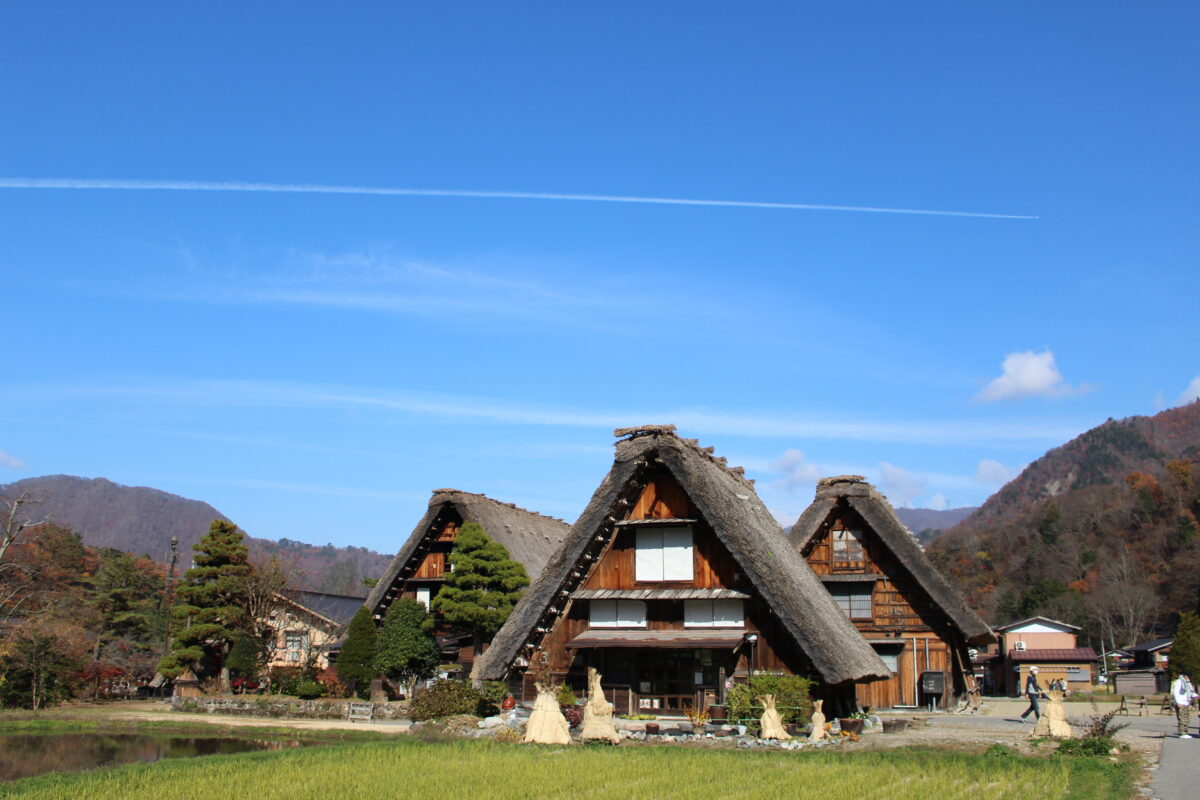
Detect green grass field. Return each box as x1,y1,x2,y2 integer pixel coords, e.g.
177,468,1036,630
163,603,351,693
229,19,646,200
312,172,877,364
0,737,1134,800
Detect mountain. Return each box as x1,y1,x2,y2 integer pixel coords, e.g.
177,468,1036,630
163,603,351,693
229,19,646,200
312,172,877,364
893,506,976,532
928,401,1200,648
0,475,391,596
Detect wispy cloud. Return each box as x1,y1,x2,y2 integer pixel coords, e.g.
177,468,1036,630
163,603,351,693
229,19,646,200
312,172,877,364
0,449,25,469
0,177,1038,220
769,449,822,490
4,377,1087,447
1179,376,1200,405
975,350,1093,403
975,458,1020,485
878,462,927,507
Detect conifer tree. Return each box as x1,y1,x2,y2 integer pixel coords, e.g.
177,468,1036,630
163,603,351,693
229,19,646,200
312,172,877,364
373,598,440,697
158,519,252,688
336,606,379,696
431,522,529,652
1171,611,1200,680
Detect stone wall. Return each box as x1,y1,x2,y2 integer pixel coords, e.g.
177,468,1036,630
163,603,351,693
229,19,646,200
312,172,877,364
170,695,409,720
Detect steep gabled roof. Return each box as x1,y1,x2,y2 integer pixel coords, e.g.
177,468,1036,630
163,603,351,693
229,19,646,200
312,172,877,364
790,476,994,646
364,489,570,617
474,426,890,685
280,590,366,628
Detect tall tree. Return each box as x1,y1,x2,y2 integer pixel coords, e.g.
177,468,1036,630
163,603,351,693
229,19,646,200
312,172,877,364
373,598,440,697
1171,611,1200,680
158,519,252,689
85,548,164,697
336,606,378,696
431,523,529,652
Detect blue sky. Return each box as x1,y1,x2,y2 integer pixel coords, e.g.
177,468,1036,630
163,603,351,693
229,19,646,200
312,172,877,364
2,3,1197,553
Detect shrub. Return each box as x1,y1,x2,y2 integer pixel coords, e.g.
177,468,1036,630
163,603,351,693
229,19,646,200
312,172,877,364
557,685,578,707
410,679,488,721
725,673,814,725
478,680,508,716
294,679,327,699
984,743,1015,757
563,706,583,727
315,667,349,698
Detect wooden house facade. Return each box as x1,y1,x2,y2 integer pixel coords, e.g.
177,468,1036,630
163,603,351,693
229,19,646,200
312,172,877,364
364,489,570,669
474,426,889,715
789,476,994,710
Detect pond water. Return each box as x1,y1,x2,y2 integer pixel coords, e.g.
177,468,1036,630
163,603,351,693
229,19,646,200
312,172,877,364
0,733,309,781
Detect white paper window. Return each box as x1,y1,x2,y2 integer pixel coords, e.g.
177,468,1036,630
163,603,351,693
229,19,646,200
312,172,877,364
635,527,694,582
415,587,431,609
878,651,899,672
589,600,646,628
832,529,865,563
683,599,744,628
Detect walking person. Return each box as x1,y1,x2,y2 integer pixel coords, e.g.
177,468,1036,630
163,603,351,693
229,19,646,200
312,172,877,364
1171,671,1197,739
1019,666,1043,723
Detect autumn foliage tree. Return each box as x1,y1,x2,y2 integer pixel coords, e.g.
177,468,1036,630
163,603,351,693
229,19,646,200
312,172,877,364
158,520,252,688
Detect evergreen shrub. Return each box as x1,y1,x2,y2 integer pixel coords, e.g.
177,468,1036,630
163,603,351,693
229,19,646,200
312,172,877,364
409,679,487,720
724,674,814,724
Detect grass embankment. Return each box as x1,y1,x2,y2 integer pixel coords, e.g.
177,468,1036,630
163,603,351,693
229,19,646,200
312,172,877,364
0,711,391,743
1,737,1134,800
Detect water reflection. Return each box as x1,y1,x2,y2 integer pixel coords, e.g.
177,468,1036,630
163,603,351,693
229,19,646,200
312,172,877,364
0,733,306,781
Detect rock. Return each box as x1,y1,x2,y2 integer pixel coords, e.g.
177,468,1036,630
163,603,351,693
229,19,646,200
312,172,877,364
478,716,505,729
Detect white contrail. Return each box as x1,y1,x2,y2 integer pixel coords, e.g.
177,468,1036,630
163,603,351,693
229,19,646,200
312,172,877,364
0,177,1036,219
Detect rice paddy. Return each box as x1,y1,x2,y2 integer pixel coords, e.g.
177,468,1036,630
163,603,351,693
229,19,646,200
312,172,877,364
0,737,1133,800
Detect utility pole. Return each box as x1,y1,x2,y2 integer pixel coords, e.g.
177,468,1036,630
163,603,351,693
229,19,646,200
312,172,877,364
163,536,179,655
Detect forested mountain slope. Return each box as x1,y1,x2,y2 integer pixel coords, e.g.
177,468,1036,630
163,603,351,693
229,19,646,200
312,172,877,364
928,402,1200,648
0,475,390,595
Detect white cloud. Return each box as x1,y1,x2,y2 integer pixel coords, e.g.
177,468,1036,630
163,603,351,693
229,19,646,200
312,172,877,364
1179,377,1200,405
878,462,927,508
928,493,949,511
975,458,1018,486
975,350,1090,402
5,377,1089,446
770,449,822,491
0,449,25,469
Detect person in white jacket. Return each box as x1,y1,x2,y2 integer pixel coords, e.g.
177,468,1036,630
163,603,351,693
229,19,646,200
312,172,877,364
1171,672,1197,738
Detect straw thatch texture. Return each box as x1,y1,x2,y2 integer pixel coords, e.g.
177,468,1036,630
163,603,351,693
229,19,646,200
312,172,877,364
788,476,994,646
473,427,889,685
364,489,570,618
808,699,827,742
581,667,619,743
524,682,572,745
758,694,790,740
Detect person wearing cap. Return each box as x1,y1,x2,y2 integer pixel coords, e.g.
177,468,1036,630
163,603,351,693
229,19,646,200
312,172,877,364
1171,671,1197,739
1019,666,1043,723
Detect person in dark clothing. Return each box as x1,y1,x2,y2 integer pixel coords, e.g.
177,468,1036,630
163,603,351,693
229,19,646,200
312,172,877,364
1020,666,1042,723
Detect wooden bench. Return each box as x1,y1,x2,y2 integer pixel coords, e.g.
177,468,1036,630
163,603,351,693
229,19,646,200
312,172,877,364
347,702,374,723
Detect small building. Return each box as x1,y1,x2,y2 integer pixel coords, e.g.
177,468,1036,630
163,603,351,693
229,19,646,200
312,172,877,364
789,476,995,710
991,617,1098,695
474,425,889,716
364,489,570,670
1128,637,1172,670
266,590,366,670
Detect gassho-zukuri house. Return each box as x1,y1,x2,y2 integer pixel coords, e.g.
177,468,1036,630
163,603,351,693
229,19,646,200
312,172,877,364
473,425,993,715
364,488,571,670
789,476,994,710
474,425,899,716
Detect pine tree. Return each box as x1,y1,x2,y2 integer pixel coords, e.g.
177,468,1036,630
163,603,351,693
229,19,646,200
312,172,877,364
431,522,529,652
1171,611,1200,679
336,606,379,696
157,519,252,687
373,598,440,697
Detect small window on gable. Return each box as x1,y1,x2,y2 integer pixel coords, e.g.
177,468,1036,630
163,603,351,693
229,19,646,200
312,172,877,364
589,600,647,628
829,584,872,619
683,599,744,628
831,528,864,564
415,587,431,609
635,527,693,582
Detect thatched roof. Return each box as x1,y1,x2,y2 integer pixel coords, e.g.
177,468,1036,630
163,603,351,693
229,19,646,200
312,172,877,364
364,489,570,618
789,476,994,645
474,426,890,685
